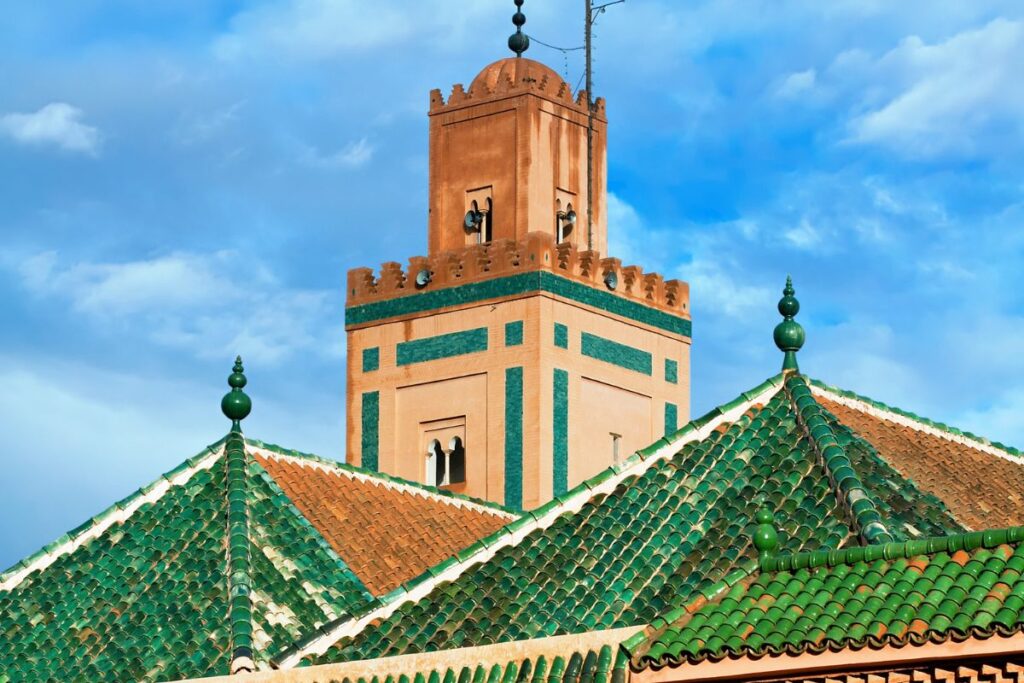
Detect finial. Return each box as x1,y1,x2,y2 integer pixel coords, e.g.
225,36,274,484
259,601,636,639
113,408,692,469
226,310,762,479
753,509,779,560
773,275,805,372
221,356,252,432
508,0,529,57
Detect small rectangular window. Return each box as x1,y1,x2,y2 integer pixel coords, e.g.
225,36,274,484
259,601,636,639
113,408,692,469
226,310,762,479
611,433,622,464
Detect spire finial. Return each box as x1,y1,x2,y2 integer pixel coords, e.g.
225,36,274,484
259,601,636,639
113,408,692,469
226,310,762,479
221,356,252,432
508,0,529,57
753,509,779,560
773,275,805,372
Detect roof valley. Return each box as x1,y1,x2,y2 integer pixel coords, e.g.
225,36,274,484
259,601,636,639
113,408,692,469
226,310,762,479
784,374,894,545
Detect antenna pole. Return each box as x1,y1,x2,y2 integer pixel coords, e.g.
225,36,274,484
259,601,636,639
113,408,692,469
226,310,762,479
585,0,594,252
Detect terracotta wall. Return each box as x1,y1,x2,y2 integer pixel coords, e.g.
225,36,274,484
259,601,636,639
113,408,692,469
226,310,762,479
428,91,607,257
347,290,689,510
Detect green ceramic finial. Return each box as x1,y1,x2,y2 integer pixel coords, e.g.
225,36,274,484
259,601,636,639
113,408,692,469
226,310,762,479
508,0,529,57
221,356,252,432
753,509,779,559
773,275,805,372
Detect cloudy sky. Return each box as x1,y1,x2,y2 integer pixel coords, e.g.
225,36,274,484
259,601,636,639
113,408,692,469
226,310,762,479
1,0,1022,568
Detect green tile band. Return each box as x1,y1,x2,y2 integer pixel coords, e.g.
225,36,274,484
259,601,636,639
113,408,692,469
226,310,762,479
581,332,653,375
665,359,678,384
361,391,380,472
396,328,488,366
346,271,692,338
505,321,524,347
504,367,524,510
664,402,678,437
554,323,569,349
362,347,380,372
553,369,569,496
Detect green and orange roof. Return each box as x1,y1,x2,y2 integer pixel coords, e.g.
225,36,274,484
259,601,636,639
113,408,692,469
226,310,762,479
3,280,1024,683
0,360,513,682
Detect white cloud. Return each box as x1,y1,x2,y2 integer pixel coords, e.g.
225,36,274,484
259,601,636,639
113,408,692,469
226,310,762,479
686,259,773,319
846,18,1024,158
775,68,817,99
214,0,492,61
783,217,823,250
957,388,1024,448
13,251,337,365
0,102,100,154
302,137,374,169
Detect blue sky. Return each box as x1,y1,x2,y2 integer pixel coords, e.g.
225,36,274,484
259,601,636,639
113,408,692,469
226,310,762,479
1,0,1022,569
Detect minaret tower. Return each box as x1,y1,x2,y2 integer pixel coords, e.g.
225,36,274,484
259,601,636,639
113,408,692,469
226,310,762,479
345,1,691,510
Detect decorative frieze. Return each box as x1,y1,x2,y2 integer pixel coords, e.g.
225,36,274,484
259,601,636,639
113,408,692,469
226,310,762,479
346,233,690,337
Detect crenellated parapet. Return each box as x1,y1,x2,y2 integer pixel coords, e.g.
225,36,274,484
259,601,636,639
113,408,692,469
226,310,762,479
429,57,606,120
346,232,689,328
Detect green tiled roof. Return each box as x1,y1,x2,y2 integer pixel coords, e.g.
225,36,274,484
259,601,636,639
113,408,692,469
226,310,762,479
0,442,371,682
328,645,628,683
288,374,964,666
628,526,1024,669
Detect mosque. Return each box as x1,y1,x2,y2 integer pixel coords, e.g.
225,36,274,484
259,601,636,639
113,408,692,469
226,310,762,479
2,3,1024,682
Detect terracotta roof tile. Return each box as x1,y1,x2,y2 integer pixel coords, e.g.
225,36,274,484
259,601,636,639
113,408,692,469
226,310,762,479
816,395,1024,530
253,451,512,595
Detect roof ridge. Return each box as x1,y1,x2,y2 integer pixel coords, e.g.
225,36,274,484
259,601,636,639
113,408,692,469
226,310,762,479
809,378,1023,461
245,438,518,519
762,525,1024,573
272,374,787,668
785,374,894,545
226,430,256,674
0,437,227,592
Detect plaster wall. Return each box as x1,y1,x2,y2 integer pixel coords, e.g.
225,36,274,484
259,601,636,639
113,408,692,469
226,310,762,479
347,288,689,510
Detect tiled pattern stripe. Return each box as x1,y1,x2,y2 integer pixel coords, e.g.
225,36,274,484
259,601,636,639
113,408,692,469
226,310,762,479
362,347,380,372
553,369,569,496
361,392,379,472
504,321,523,346
664,403,678,437
554,323,569,349
346,271,692,338
397,328,488,366
505,367,524,510
665,359,678,384
581,332,653,375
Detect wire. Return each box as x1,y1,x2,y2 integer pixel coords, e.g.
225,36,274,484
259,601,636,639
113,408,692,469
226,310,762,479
527,35,584,52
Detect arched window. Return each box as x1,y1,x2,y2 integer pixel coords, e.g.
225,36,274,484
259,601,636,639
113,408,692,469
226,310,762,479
482,198,493,243
426,439,446,487
448,436,466,484
556,202,575,244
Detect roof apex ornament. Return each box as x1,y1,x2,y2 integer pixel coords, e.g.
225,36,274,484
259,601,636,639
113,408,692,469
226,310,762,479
508,0,529,57
221,356,252,432
773,275,805,372
753,509,779,560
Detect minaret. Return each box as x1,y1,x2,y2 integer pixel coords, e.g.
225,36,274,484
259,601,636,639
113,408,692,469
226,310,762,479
345,2,691,510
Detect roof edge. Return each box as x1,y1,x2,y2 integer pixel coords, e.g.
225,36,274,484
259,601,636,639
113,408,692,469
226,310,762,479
786,375,893,545
632,630,1024,680
809,378,1023,460
272,375,787,668
246,438,518,519
0,437,227,592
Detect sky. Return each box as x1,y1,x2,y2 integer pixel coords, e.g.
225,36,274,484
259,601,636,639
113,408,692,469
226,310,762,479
1,0,1023,569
